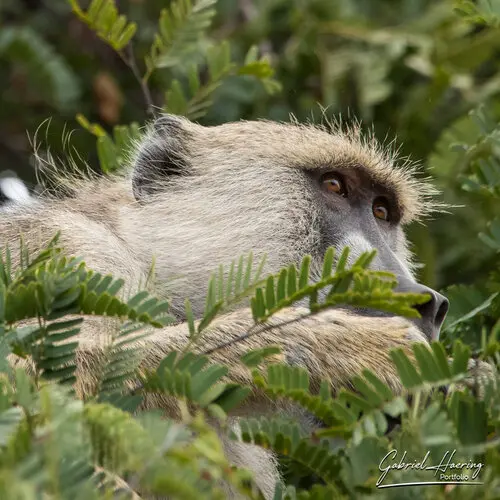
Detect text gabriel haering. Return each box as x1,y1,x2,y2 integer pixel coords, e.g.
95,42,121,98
377,449,484,488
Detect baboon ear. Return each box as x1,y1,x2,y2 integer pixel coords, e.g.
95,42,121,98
132,114,192,200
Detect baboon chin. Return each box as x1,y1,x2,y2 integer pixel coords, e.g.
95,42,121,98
3,114,458,498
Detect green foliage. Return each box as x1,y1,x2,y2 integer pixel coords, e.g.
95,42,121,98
0,234,173,395
142,350,251,415
433,106,500,355
455,0,500,27
70,0,279,149
235,334,498,497
0,27,80,112
76,114,141,173
184,252,267,345
250,247,430,323
0,382,253,499
0,234,173,328
145,0,218,75
248,340,474,446
69,0,137,51
165,42,281,120
239,416,343,487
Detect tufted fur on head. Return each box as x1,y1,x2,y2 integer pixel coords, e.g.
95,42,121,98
131,115,438,220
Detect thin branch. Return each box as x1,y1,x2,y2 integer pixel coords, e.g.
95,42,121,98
201,313,311,356
119,44,156,118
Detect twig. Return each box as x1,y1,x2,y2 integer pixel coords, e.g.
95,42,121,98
201,313,310,355
119,44,156,118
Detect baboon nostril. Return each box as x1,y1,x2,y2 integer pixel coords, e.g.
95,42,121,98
415,300,431,321
435,299,449,327
415,292,449,329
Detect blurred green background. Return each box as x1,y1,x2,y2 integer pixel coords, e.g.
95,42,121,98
1,0,499,293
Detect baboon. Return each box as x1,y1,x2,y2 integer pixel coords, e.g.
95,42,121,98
2,114,457,497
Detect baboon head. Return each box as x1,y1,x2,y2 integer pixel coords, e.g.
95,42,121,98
130,114,448,340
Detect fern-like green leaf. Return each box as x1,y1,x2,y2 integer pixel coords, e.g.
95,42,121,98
145,0,217,76
188,253,267,342
390,340,471,391
69,0,137,51
76,115,141,173
238,417,342,487
2,237,176,387
250,247,429,323
240,346,282,368
141,350,251,413
164,42,281,120
252,364,345,428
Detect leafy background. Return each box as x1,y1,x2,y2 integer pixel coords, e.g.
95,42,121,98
1,0,500,498
1,0,499,293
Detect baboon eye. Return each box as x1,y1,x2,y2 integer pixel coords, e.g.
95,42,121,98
373,197,391,221
321,173,347,197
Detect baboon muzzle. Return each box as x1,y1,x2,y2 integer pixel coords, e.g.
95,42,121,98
395,277,449,341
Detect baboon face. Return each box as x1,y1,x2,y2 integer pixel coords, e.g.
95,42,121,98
131,114,448,340
305,167,448,341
